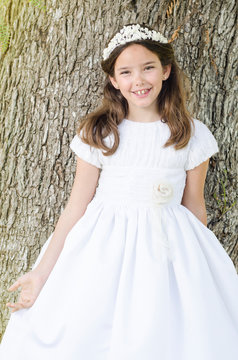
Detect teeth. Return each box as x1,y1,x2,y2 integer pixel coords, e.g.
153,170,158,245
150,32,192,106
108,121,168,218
135,89,148,95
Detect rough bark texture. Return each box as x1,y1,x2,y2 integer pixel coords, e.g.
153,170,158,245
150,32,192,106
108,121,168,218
0,0,237,340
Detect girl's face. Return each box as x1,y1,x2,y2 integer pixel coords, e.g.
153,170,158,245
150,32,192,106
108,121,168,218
109,44,171,114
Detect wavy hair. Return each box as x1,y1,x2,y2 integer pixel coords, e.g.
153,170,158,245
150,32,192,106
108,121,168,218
76,24,194,155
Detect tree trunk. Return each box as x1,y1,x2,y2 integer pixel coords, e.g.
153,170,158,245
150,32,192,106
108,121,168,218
0,0,237,340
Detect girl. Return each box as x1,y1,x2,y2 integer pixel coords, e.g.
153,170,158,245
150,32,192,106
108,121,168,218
1,23,238,360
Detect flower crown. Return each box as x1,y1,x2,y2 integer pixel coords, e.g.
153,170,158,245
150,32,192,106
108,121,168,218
103,24,168,61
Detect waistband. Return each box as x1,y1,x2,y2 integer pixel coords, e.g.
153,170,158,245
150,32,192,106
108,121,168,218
95,166,186,207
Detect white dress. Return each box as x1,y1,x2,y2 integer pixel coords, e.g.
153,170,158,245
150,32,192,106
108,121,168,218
1,118,238,360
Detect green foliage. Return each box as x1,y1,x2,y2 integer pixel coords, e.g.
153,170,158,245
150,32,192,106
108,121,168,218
27,0,46,12
0,0,10,6
213,169,237,218
0,1,11,54
0,0,46,55
0,17,11,54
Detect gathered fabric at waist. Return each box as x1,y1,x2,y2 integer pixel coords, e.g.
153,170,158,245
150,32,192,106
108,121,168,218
94,166,186,207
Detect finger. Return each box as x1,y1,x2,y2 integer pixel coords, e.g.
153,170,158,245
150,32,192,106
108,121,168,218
10,302,25,313
10,306,18,313
6,302,16,308
21,297,32,305
6,303,18,313
8,280,21,292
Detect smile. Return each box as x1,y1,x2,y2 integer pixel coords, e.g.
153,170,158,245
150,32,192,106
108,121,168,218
133,88,152,96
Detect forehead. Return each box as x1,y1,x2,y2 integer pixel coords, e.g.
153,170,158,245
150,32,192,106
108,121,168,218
114,44,160,68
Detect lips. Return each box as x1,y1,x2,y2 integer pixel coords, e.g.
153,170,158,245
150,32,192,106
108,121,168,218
133,88,151,95
132,88,152,98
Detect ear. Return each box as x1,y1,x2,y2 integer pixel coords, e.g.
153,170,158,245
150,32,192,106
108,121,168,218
109,75,119,90
162,64,172,81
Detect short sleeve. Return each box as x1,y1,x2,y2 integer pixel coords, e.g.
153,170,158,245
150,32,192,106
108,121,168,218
184,119,219,171
70,130,102,169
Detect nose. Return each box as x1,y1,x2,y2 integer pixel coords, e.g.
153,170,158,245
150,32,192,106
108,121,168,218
136,80,144,87
134,72,145,87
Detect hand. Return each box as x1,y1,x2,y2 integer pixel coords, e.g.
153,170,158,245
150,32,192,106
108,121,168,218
6,270,47,313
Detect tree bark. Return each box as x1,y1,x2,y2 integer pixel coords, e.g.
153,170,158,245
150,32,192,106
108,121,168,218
0,0,237,340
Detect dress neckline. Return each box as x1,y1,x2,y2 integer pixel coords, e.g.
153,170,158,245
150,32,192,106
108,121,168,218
123,118,163,125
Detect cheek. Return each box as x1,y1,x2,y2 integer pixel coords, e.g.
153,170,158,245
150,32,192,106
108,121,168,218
147,71,162,84
118,78,131,90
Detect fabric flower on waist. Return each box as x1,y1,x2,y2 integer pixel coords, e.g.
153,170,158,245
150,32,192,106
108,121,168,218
152,180,174,205
151,180,175,262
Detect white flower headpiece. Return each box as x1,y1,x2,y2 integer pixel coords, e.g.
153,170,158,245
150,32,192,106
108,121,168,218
103,24,168,61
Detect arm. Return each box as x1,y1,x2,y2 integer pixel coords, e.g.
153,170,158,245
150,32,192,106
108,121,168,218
181,159,209,226
7,157,100,312
34,157,101,281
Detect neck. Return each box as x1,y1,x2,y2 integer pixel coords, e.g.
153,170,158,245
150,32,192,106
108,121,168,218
127,106,162,123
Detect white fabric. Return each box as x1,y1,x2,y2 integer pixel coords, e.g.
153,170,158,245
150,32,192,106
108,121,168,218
70,128,102,169
1,118,238,360
184,120,219,170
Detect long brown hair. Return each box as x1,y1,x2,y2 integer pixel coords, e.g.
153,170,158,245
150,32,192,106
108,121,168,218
76,23,194,156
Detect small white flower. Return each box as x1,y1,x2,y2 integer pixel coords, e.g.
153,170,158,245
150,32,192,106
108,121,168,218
152,180,173,205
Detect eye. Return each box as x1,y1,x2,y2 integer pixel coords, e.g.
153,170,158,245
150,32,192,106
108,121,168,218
120,71,130,75
144,66,154,70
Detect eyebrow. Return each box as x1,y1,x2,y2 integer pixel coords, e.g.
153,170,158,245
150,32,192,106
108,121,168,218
117,61,157,71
